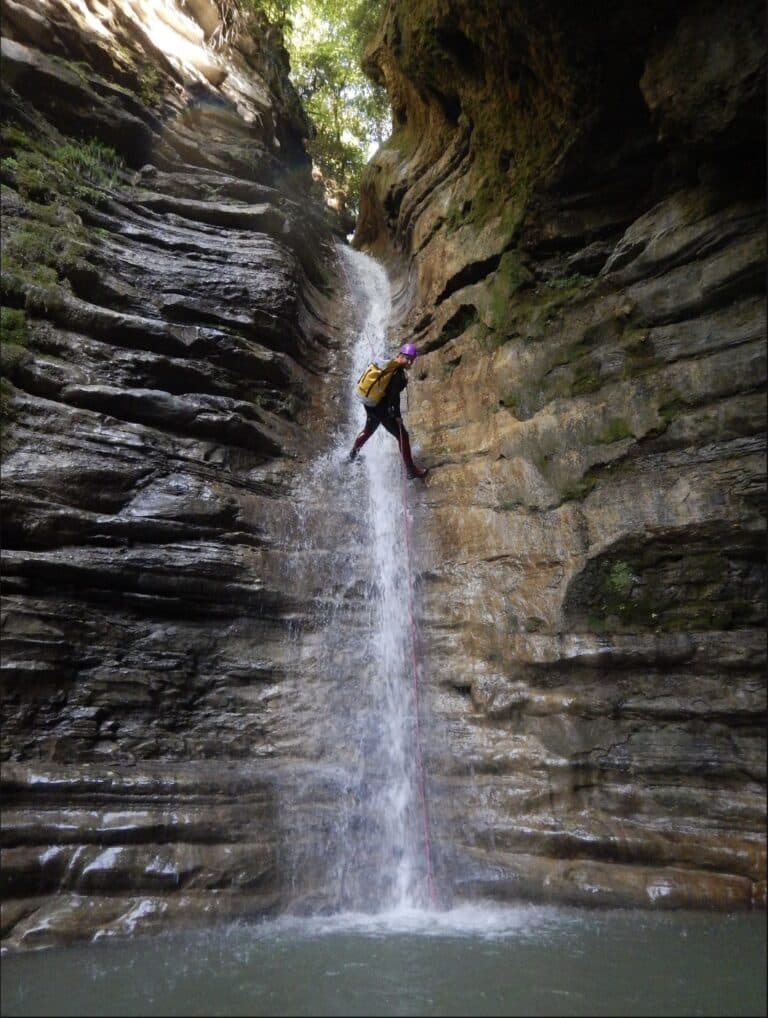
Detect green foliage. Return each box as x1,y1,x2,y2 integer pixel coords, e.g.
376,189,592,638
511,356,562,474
52,140,123,191
597,560,636,620
2,218,89,292
0,128,105,309
0,124,120,431
236,0,295,27
289,0,389,211
0,306,28,346
138,64,163,106
606,561,634,595
1,133,123,204
236,0,390,211
0,307,29,423
0,339,31,378
546,273,591,291
1,125,36,150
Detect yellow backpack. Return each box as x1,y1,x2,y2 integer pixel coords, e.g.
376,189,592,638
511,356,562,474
354,358,399,407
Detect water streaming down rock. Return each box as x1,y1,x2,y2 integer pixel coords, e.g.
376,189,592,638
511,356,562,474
284,246,431,913
343,247,430,910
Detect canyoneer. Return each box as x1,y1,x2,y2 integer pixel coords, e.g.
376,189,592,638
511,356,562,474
349,343,428,479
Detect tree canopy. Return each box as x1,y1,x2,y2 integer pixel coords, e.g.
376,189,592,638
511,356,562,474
234,0,390,215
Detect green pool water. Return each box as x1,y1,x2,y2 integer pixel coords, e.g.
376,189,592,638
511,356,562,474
2,904,765,1017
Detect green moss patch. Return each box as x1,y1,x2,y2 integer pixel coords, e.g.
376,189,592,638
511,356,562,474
0,306,28,346
595,418,633,444
559,476,598,503
0,307,29,423
2,218,90,292
1,136,123,204
1,302,32,374
565,532,767,634
0,123,114,305
485,251,534,332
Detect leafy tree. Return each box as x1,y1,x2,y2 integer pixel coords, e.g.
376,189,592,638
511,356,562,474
223,0,390,214
289,1,390,214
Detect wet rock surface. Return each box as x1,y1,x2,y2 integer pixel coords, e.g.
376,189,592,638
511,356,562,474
0,0,765,949
356,0,766,909
0,0,350,949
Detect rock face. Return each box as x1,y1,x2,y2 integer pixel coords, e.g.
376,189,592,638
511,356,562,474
0,0,349,947
355,0,766,909
0,0,765,950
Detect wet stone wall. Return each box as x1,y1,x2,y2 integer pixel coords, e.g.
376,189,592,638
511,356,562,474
355,0,767,910
0,0,352,948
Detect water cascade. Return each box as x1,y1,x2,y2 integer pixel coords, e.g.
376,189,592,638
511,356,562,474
341,246,436,911
285,246,435,914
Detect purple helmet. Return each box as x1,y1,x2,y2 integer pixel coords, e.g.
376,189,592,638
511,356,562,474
399,343,418,358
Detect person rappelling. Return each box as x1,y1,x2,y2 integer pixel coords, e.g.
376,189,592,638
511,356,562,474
348,343,429,479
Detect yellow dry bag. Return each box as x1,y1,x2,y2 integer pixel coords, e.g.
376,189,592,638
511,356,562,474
354,358,399,407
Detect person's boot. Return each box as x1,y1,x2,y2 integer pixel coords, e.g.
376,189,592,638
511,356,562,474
408,465,429,479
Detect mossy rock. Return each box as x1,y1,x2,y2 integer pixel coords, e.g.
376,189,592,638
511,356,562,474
484,251,535,333
594,418,633,444
560,476,598,503
0,340,33,380
0,306,28,346
0,376,16,420
565,533,766,634
0,306,33,391
1,128,123,206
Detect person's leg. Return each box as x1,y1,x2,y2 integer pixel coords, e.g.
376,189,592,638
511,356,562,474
349,410,379,459
381,418,428,479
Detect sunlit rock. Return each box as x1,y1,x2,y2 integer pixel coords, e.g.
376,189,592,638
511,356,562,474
355,0,766,912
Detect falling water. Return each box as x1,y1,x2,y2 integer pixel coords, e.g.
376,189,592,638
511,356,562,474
283,245,431,913
338,245,429,910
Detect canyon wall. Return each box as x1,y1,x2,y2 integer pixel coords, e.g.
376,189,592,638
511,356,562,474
0,0,351,948
0,0,765,950
355,0,766,909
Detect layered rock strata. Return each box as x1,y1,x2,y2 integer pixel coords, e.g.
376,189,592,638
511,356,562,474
356,0,767,908
1,0,765,949
0,0,347,948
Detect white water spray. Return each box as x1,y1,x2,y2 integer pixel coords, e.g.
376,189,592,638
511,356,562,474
337,245,430,909
282,246,433,913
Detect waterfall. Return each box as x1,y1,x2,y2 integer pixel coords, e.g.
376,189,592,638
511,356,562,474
284,246,432,914
339,246,429,910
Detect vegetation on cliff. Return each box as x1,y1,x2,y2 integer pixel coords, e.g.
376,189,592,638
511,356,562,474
228,0,389,212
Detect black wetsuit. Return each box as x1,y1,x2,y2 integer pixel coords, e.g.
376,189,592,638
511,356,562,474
363,365,408,437
350,364,425,476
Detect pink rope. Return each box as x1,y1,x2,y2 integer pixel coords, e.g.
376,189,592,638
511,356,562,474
398,423,438,908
